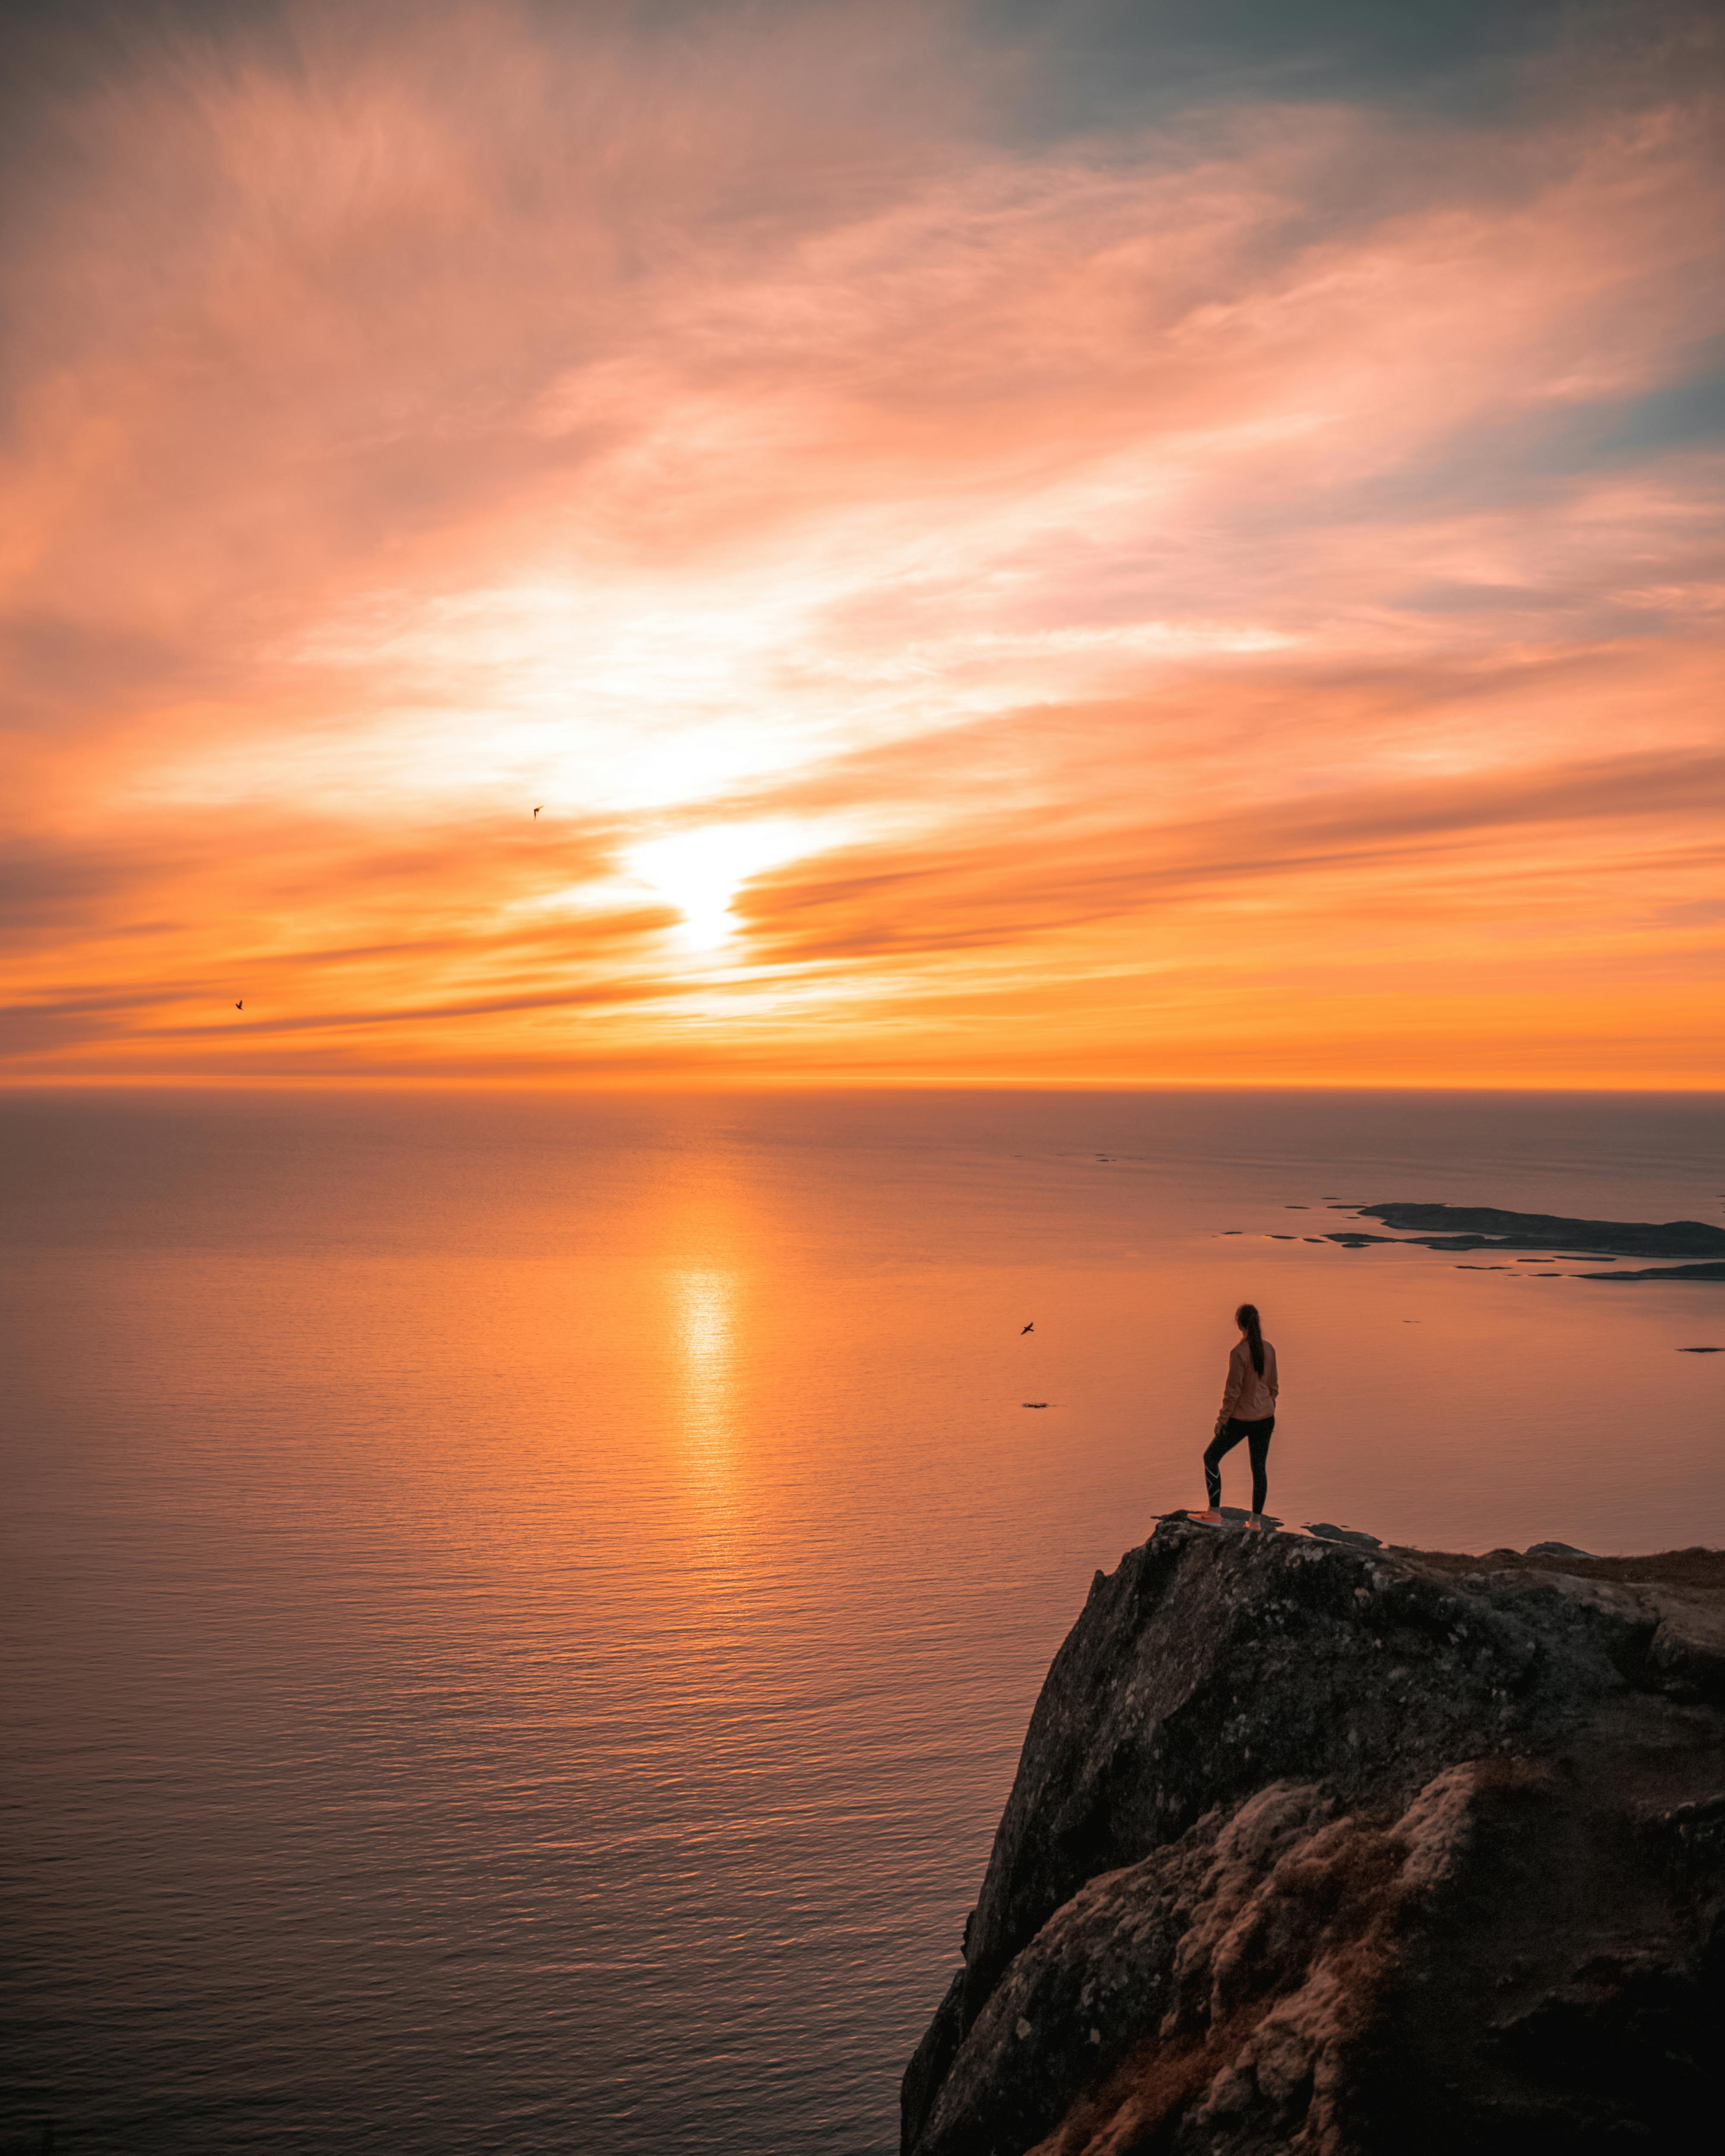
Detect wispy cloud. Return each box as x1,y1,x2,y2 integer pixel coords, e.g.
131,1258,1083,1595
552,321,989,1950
3,0,1722,1083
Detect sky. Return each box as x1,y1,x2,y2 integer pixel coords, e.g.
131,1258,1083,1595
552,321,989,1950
3,0,1722,1086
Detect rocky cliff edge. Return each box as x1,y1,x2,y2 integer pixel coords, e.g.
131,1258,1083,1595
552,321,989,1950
901,1522,1725,2156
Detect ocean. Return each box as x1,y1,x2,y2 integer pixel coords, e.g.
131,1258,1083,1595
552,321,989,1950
4,1087,1722,2154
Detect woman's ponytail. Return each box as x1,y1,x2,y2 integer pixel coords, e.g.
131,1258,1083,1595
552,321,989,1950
1236,1303,1264,1377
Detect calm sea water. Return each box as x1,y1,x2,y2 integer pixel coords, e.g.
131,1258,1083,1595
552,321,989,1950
4,1088,1723,2155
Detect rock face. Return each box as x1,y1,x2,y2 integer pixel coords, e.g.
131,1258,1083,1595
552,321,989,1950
901,1523,1725,2156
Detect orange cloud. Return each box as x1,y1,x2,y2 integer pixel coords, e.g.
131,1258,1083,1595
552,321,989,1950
3,1,1722,1086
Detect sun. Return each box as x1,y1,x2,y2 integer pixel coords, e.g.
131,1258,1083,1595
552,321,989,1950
625,821,812,951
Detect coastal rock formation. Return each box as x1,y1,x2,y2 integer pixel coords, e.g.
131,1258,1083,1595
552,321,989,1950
1586,1261,1725,1282
1325,1204,1725,1280
901,1523,1725,2156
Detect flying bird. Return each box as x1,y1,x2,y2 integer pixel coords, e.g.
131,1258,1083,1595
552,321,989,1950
235,1001,242,1010
533,806,542,818
1020,1321,1034,1334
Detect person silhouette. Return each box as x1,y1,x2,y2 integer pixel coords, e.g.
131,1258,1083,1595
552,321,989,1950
1199,1303,1278,1529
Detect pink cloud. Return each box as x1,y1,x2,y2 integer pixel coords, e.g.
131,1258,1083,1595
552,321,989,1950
2,1,1722,1083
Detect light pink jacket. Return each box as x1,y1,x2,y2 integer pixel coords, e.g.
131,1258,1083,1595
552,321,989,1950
1219,1338,1278,1423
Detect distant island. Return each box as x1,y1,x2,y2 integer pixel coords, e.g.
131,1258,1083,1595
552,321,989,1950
901,1520,1725,2154
1324,1202,1725,1281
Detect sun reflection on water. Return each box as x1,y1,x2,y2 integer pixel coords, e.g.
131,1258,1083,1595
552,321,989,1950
671,1267,742,1531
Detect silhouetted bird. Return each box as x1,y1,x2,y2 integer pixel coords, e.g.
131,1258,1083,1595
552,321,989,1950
1020,1321,1034,1334
235,1001,242,1010
533,806,542,818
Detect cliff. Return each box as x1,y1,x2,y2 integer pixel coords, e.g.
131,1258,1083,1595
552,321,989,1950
901,1521,1725,2156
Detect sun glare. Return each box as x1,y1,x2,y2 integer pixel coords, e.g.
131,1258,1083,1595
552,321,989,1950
625,822,814,951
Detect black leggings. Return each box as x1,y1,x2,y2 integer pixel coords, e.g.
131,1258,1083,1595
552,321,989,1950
1204,1416,1274,1513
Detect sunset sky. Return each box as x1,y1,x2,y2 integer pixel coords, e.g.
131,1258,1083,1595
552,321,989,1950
4,0,1722,1086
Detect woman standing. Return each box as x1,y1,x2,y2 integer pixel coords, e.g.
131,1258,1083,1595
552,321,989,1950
1200,1304,1278,1528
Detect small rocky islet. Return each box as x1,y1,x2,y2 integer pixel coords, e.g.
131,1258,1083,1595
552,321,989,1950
1319,1202,1725,1281
901,1520,1725,2155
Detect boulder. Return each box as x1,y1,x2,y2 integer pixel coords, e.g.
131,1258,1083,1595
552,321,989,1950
901,1523,1725,2156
